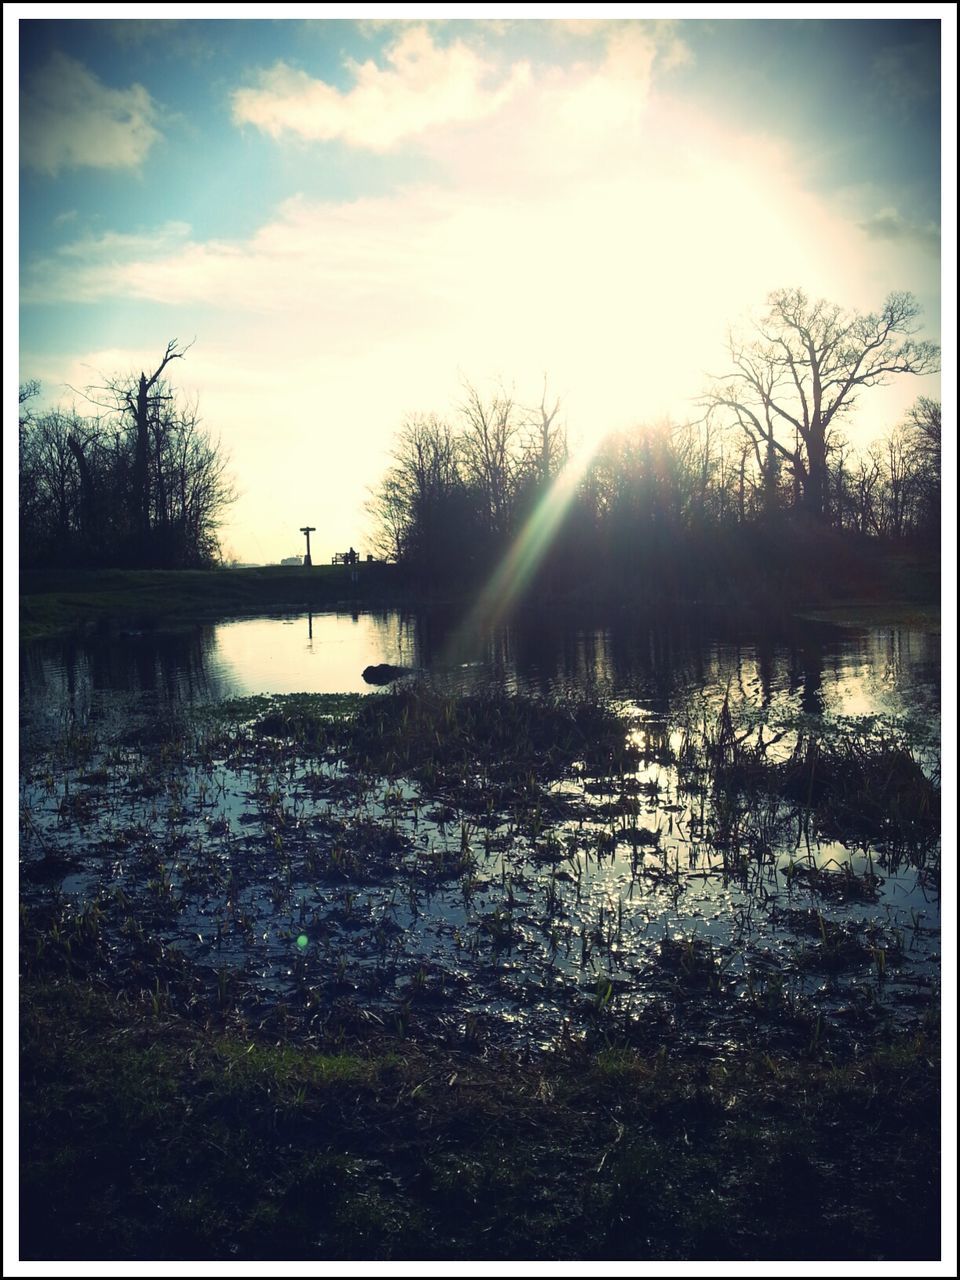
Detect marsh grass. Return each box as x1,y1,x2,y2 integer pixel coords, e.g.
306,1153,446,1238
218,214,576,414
684,696,939,858
19,684,942,1260
20,976,940,1261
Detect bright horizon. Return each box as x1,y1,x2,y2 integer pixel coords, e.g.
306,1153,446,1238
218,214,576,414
11,7,951,565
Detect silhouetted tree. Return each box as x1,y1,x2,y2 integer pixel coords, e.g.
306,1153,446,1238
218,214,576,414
900,397,941,543
368,413,483,579
526,377,567,491
19,343,235,569
705,289,940,522
457,380,523,541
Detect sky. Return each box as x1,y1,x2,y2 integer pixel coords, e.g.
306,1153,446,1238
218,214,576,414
10,5,953,566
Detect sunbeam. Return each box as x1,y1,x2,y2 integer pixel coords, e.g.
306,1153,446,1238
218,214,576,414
443,446,597,667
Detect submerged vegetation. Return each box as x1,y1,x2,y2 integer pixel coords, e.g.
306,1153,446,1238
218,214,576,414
20,683,941,1260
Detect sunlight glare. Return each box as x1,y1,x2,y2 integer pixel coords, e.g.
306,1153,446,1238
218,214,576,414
444,443,600,663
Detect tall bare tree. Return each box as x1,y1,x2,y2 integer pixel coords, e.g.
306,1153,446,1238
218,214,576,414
525,377,567,490
21,341,234,569
457,379,522,538
704,289,940,521
121,339,188,543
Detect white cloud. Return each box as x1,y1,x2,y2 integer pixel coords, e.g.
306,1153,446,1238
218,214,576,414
231,26,530,150
20,51,162,176
56,221,193,259
25,105,938,430
22,222,192,304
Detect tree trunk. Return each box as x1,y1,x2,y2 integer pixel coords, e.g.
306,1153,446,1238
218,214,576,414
66,433,97,547
803,434,828,520
133,373,151,549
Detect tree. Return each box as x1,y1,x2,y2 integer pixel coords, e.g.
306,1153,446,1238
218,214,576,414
19,409,84,562
19,380,41,408
20,342,235,569
873,397,941,543
900,397,941,542
457,379,522,540
102,339,189,550
525,376,567,491
367,413,480,578
705,289,940,521
368,379,567,583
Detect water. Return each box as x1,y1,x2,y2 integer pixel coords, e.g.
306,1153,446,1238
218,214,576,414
20,607,941,1052
20,605,942,735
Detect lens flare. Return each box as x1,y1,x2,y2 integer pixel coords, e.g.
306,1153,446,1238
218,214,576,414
445,447,597,662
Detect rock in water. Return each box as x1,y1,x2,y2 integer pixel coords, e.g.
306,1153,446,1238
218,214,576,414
362,663,412,685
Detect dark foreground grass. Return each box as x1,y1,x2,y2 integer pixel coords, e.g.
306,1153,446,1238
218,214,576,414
21,976,939,1262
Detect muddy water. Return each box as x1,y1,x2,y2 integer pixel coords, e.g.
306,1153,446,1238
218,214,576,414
20,609,941,1052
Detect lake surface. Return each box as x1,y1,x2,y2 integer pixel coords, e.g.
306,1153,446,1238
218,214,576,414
20,607,941,1053
20,605,942,738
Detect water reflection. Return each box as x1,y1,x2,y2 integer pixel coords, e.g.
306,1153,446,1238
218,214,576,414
19,606,941,1051
20,607,941,748
20,624,225,735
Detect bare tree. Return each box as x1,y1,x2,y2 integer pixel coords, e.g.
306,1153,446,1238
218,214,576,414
19,380,41,408
903,396,941,539
368,413,469,572
524,376,567,490
704,289,940,521
366,472,408,563
21,341,234,568
457,379,522,538
880,397,941,541
118,339,188,544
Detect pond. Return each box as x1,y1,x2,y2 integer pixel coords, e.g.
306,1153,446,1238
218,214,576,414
20,607,941,1055
19,604,942,727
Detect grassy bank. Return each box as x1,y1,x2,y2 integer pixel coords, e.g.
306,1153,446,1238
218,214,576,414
19,537,940,642
20,976,939,1262
19,563,405,641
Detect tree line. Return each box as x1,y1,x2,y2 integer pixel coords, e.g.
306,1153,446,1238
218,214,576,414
369,288,941,592
18,287,941,580
19,342,235,570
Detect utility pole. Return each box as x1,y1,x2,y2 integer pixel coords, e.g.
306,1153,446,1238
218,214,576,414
300,526,316,566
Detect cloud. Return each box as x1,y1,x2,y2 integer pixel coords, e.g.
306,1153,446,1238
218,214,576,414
231,26,530,150
398,24,698,199
22,222,192,303
859,210,940,257
552,16,693,70
20,51,163,176
232,22,694,159
55,221,192,260
24,104,925,402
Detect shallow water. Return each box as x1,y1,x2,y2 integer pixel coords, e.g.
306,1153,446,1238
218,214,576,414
20,605,941,731
20,608,941,1052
